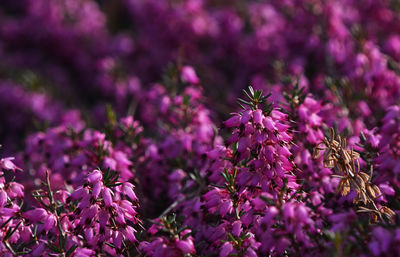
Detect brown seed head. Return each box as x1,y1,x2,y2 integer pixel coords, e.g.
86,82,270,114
380,206,395,222
370,212,378,223
312,147,321,159
366,184,376,199
372,185,381,198
338,178,350,196
354,191,368,205
358,172,370,183
355,175,366,190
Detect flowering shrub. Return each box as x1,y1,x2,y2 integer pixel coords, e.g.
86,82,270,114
1,0,400,256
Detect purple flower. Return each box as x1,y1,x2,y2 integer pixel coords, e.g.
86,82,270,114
102,187,113,207
181,66,200,84
220,242,233,257
176,239,195,254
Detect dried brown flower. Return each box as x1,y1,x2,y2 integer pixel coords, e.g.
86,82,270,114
337,178,350,196
366,184,376,199
315,127,395,223
380,206,396,222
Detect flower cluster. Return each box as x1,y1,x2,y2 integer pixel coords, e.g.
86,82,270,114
139,214,196,256
1,0,400,256
2,167,140,256
0,157,27,256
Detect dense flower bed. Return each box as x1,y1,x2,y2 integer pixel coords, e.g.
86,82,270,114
1,0,400,256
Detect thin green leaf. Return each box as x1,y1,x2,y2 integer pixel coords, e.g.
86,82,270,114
177,226,189,234
45,243,62,253
227,233,236,243
242,89,253,101
66,245,79,257
4,222,21,241
0,216,14,229
237,98,251,106
248,86,254,97
105,242,116,249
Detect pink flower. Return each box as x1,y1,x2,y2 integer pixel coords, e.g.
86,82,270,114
7,182,24,198
75,248,96,257
23,208,48,223
102,187,113,207
43,214,57,232
123,183,138,202
263,117,275,131
99,210,109,228
87,170,103,183
220,242,233,257
176,239,195,254
0,157,21,172
123,226,137,242
253,110,263,125
232,220,242,237
92,181,103,198
0,190,7,207
224,115,241,128
219,201,233,217
181,66,200,84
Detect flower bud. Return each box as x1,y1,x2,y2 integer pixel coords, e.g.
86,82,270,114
87,170,103,183
102,187,113,207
